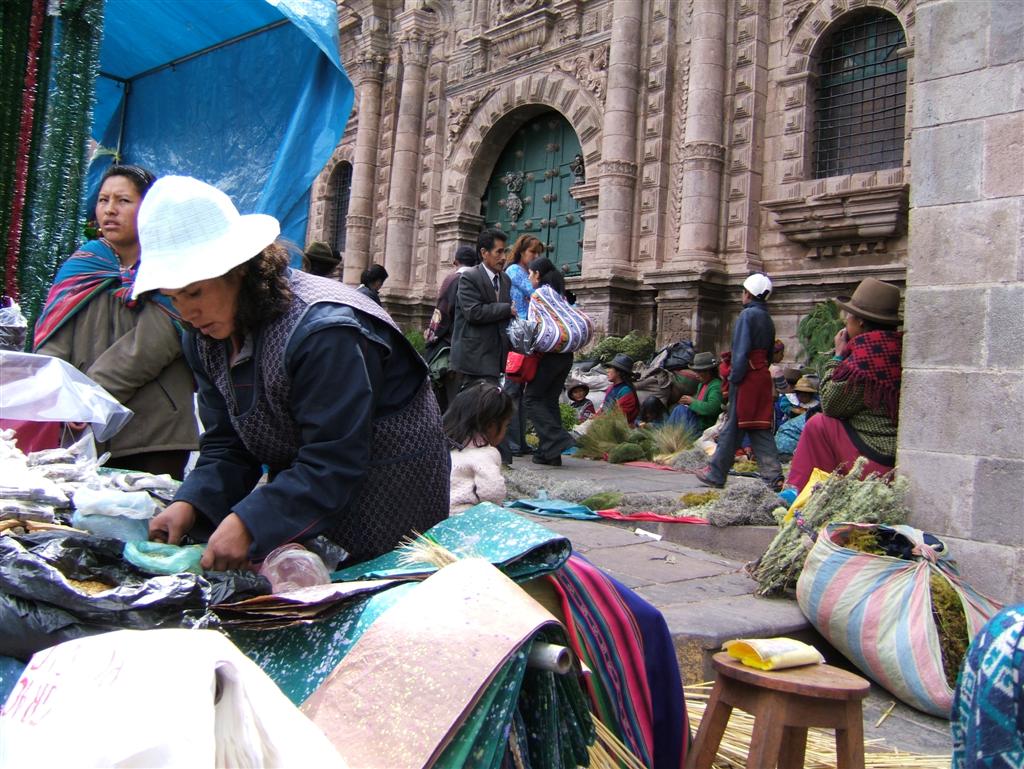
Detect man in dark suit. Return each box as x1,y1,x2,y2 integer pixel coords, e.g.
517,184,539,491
450,228,515,390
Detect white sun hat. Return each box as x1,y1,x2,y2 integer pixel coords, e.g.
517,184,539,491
132,176,280,298
742,273,773,299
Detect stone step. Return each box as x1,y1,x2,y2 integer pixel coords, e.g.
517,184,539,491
658,592,816,683
605,520,778,565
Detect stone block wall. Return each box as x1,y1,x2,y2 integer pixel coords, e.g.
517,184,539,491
899,0,1024,602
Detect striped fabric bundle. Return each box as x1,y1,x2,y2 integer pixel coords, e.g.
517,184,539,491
796,523,1001,718
528,285,593,354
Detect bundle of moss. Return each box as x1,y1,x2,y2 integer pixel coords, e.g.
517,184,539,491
732,459,759,474
581,491,624,510
930,572,970,689
688,483,782,527
679,490,719,508
575,409,630,459
583,331,655,365
671,447,710,472
752,458,908,597
840,527,969,690
608,443,648,464
502,466,681,515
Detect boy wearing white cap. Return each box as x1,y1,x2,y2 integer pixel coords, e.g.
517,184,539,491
696,273,783,491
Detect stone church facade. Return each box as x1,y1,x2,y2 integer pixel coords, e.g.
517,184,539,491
308,1,1022,598
309,0,913,356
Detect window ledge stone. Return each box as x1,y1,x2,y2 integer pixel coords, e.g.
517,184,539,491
762,172,908,258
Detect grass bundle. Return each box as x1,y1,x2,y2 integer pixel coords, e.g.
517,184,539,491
587,717,647,769
576,409,631,459
752,458,908,597
684,683,951,768
396,533,463,569
646,422,696,456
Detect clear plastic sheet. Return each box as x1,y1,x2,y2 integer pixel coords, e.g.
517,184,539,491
0,299,27,351
507,318,539,354
0,350,133,441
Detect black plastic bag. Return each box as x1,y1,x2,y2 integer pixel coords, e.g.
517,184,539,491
0,532,270,659
656,340,696,371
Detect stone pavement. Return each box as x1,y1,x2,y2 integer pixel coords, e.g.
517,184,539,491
511,454,953,757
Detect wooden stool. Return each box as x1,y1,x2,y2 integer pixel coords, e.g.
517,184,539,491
687,652,871,769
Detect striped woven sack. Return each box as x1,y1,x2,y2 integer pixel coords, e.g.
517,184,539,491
796,523,1002,718
528,285,594,354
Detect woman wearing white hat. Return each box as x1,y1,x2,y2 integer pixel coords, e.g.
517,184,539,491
136,176,449,571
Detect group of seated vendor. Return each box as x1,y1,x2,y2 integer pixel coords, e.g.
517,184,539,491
556,276,903,494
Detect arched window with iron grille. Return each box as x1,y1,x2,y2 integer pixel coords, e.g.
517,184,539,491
331,161,353,252
813,11,907,179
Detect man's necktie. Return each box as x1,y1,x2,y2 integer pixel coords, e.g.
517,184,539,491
493,274,500,296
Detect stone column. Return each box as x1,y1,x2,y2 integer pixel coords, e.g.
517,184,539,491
677,0,727,261
897,0,1024,601
383,12,431,290
343,45,386,285
591,0,643,274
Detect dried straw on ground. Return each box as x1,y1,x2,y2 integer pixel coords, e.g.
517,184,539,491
684,684,950,769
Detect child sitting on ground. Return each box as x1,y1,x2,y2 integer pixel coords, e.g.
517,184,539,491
638,396,668,428
567,382,596,423
444,383,514,514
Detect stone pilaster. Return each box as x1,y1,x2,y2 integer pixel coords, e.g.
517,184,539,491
898,0,1024,602
591,0,642,276
677,0,727,265
344,44,386,284
383,11,433,291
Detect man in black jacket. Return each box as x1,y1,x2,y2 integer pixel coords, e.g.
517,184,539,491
450,228,516,389
425,245,479,412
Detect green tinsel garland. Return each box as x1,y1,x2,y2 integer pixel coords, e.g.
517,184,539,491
19,0,104,330
0,0,34,292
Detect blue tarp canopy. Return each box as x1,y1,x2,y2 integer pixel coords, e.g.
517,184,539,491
89,0,353,245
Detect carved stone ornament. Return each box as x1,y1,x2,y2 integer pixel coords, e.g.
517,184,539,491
570,153,585,184
445,87,496,158
784,0,814,37
399,29,430,68
761,183,909,254
554,44,609,102
599,160,638,178
682,141,726,161
499,0,543,21
352,49,386,85
488,7,557,60
503,171,526,222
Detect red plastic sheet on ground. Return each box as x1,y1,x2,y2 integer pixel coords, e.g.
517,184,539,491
596,509,708,525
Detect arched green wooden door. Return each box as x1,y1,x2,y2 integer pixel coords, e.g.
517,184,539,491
482,111,584,276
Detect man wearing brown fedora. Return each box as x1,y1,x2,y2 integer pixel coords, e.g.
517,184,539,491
696,274,784,491
786,277,903,491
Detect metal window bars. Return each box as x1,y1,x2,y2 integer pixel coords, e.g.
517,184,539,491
813,12,907,179
333,162,353,252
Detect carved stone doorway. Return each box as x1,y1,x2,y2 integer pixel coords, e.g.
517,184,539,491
481,111,584,275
